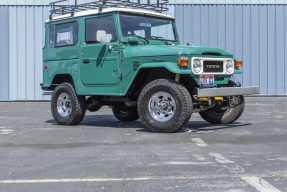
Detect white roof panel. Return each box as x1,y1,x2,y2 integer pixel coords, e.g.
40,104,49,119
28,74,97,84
45,7,175,23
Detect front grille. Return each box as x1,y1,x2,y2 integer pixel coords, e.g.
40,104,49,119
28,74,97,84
203,61,224,73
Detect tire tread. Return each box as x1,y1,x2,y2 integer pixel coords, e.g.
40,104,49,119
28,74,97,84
137,79,192,133
51,83,86,125
199,80,245,124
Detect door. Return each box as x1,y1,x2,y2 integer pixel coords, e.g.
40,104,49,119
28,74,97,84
81,15,120,86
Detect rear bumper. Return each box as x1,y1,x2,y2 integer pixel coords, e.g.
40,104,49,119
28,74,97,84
197,86,259,97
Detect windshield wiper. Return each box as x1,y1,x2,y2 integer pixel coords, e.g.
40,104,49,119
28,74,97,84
151,36,166,40
150,36,174,45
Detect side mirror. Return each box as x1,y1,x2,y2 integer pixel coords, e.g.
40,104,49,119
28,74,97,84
96,30,106,43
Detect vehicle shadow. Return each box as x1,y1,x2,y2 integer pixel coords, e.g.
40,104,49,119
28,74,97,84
181,121,253,132
45,115,252,133
45,115,147,130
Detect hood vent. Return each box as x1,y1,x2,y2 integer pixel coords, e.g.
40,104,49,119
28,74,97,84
202,52,222,56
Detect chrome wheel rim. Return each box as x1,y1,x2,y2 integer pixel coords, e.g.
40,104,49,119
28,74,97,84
148,92,176,122
57,93,72,117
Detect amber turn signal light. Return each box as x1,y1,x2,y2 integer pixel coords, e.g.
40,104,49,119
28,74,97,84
180,59,189,67
178,57,189,67
236,60,242,67
177,58,181,65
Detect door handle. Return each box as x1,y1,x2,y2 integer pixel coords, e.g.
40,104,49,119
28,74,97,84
83,59,90,64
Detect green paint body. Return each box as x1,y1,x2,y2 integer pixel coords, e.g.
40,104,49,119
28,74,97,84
43,12,242,96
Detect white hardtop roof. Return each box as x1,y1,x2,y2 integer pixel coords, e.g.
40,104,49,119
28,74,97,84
45,7,175,23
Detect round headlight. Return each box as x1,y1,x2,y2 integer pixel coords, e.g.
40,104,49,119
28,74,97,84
226,60,233,73
193,59,201,73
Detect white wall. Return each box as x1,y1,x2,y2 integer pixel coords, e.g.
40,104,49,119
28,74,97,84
0,3,287,100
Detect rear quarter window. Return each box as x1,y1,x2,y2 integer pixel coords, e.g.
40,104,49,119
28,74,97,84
49,25,55,47
55,21,78,47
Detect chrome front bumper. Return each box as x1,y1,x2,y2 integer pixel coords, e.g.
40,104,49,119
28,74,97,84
197,87,259,97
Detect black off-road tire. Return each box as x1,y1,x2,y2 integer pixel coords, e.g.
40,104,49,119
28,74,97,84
112,106,139,121
137,79,193,133
199,80,245,124
51,83,86,125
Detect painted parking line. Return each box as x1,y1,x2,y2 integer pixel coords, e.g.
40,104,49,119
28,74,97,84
191,138,207,147
208,153,281,192
0,173,286,184
0,129,14,135
148,161,214,166
241,176,282,192
209,153,235,164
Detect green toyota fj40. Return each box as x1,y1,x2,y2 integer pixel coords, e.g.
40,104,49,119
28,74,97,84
41,0,259,133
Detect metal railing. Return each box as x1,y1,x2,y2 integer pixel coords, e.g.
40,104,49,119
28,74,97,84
49,0,169,20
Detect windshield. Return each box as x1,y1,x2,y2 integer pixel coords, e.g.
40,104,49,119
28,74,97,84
119,14,177,41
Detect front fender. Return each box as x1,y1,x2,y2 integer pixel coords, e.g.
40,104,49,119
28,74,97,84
122,62,191,95
138,62,191,74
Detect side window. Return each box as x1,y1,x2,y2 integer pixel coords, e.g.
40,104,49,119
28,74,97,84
49,25,55,47
55,21,78,47
86,16,117,44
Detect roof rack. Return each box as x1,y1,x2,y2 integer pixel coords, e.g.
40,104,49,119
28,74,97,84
49,0,169,20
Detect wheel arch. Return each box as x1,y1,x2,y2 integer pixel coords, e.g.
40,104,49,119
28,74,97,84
52,74,74,85
43,73,76,91
124,62,191,98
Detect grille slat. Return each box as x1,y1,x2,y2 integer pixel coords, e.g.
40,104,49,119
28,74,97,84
203,61,224,73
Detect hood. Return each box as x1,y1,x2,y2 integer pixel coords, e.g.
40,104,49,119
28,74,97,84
124,45,233,58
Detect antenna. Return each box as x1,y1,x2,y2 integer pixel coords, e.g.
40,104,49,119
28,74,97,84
49,0,169,21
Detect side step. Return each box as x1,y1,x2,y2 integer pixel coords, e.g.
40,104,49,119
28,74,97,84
42,91,54,95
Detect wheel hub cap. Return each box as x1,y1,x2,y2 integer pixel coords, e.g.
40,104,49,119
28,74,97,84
57,93,72,117
148,92,176,122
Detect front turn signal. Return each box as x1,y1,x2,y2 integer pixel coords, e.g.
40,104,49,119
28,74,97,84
178,57,189,67
236,59,242,67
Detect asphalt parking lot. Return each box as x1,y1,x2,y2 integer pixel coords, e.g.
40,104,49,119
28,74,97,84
0,97,286,192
